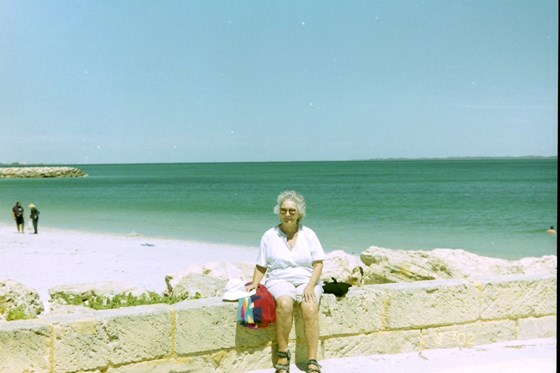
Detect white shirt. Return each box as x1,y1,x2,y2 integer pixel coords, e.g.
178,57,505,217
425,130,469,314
256,225,325,286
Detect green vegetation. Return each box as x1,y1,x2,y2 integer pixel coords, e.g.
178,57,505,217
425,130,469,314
0,304,32,321
52,291,192,310
6,306,31,321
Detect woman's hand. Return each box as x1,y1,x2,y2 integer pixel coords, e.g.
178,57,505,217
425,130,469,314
247,265,267,293
303,284,317,303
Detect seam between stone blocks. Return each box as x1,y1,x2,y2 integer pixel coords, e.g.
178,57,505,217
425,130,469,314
381,294,390,331
170,308,177,357
49,324,54,373
474,282,483,324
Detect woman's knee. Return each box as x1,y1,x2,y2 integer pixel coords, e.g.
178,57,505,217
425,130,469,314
276,296,294,315
300,302,319,321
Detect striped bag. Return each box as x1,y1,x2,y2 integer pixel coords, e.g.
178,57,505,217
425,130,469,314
237,283,276,329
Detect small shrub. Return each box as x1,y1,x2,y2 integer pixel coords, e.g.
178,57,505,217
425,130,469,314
52,291,189,311
6,306,30,321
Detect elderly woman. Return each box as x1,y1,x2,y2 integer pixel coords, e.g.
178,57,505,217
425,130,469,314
247,190,324,373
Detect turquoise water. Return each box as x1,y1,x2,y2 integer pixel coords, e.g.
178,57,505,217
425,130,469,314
1,159,557,260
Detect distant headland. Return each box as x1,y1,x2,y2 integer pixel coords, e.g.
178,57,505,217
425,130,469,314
0,166,88,178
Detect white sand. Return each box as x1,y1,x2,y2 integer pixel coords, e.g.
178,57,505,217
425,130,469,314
0,223,258,310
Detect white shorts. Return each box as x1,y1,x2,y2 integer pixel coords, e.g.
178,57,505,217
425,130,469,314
266,279,323,303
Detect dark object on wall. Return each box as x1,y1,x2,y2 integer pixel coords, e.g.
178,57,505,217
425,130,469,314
322,277,352,297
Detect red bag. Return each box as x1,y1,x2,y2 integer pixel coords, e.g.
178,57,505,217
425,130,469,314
238,283,276,329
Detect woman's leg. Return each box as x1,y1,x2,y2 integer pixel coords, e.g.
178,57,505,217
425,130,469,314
300,300,320,367
275,295,294,368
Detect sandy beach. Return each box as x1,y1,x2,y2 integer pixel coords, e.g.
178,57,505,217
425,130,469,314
0,223,259,311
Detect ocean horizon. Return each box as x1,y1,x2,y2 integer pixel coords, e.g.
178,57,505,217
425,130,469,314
1,158,557,260
1,155,557,167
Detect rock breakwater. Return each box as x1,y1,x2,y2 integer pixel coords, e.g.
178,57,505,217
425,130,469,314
0,166,87,178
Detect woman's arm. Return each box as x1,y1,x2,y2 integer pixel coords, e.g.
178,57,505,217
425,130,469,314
303,260,323,303
246,265,267,291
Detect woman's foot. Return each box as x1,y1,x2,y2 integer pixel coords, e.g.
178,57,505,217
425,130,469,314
274,350,290,373
275,358,289,372
307,359,321,373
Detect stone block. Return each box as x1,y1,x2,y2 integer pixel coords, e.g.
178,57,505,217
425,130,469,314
0,319,50,373
212,347,273,372
517,316,557,340
53,305,172,372
53,317,110,372
322,330,421,358
102,305,172,365
174,298,272,355
382,280,479,329
235,321,276,347
480,274,557,320
422,320,516,350
318,287,385,336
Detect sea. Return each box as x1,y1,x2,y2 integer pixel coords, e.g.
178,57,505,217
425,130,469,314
1,158,557,260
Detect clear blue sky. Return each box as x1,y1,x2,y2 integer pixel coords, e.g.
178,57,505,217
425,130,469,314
1,0,557,164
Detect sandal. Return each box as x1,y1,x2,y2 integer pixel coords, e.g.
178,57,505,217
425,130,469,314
307,359,322,373
274,350,291,373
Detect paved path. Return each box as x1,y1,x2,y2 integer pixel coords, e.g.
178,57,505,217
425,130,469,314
248,338,556,372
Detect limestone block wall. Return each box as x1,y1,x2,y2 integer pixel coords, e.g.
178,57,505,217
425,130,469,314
0,274,556,373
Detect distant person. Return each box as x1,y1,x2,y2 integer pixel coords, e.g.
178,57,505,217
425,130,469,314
29,203,40,234
12,201,24,233
546,226,556,235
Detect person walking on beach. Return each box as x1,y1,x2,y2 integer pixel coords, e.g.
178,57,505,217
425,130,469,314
29,203,40,234
246,190,324,373
12,201,24,233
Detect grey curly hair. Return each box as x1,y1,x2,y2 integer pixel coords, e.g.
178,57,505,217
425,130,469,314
273,190,306,223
